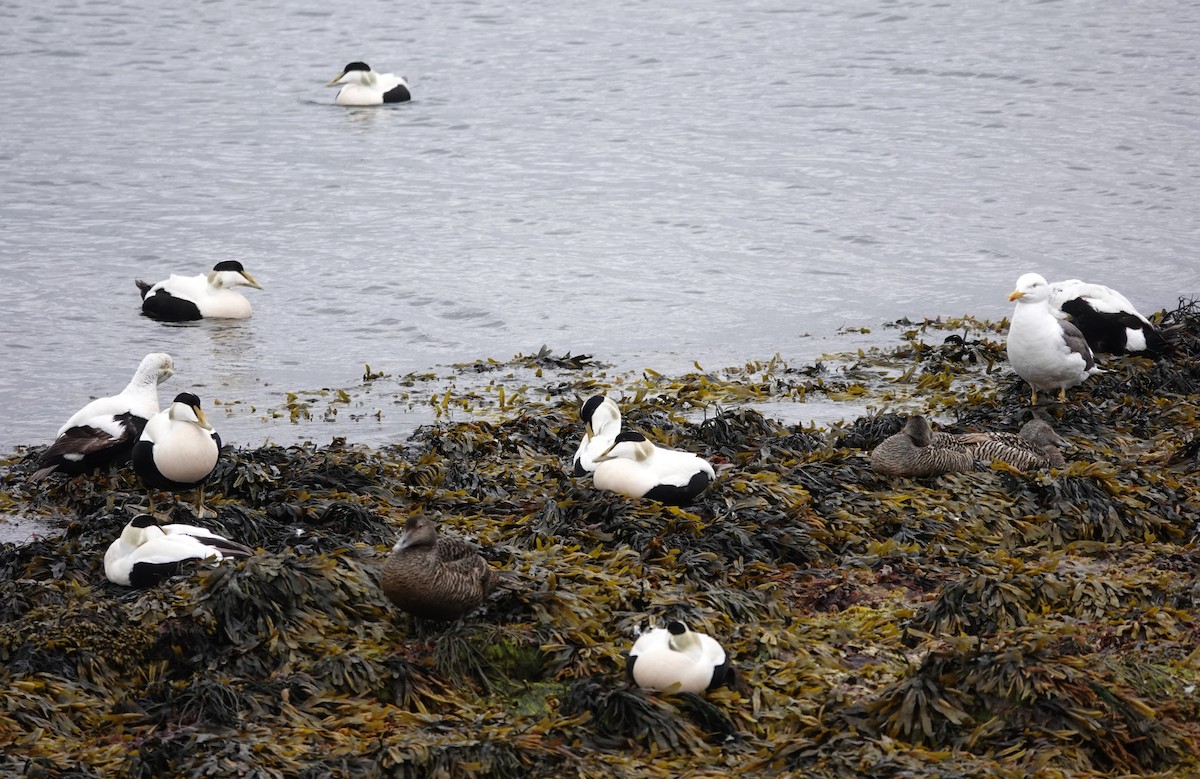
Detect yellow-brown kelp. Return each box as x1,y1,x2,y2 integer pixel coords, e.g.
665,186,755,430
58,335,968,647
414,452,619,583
3,301,1200,777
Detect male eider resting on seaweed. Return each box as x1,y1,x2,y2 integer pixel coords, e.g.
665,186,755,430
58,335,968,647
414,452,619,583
133,392,221,517
627,621,733,695
136,261,263,321
104,514,252,588
325,61,411,105
1048,278,1165,355
32,352,174,481
1006,272,1101,405
571,394,622,476
592,431,715,506
381,514,499,621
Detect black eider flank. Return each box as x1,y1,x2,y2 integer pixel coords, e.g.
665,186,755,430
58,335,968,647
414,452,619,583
383,83,412,103
212,260,246,273
141,289,202,322
127,559,195,589
642,470,712,506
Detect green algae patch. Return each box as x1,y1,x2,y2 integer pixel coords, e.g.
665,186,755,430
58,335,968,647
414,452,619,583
3,302,1200,777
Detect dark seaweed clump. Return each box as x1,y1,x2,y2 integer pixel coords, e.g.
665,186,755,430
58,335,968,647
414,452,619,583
3,302,1200,777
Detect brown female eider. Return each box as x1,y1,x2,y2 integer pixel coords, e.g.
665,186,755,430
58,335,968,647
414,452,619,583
381,515,498,621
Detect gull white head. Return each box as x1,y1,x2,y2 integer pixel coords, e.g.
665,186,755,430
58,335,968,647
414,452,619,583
1009,273,1051,304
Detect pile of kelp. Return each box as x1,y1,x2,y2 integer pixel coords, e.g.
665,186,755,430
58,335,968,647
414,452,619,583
3,301,1200,778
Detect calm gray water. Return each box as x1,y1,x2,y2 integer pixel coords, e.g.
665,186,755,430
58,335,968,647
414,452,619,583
2,0,1198,453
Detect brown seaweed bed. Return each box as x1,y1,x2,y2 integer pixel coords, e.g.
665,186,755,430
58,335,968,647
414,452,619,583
3,303,1200,778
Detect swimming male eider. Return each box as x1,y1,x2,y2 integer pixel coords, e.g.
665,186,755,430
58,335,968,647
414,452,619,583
1007,273,1101,404
325,62,411,105
104,513,252,587
592,431,715,506
571,395,622,476
32,352,174,481
136,261,263,321
380,514,499,621
627,621,733,695
132,392,221,516
1048,278,1165,355
870,416,976,477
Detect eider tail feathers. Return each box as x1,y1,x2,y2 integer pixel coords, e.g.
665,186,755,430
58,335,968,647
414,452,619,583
135,279,153,299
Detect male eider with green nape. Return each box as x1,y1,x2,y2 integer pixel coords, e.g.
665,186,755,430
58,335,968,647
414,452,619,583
627,621,733,695
571,394,622,476
326,62,411,105
32,352,174,481
133,392,221,517
136,261,263,321
592,431,715,506
105,514,252,588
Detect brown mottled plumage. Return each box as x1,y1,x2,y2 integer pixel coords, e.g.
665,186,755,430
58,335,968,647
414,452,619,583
872,415,1067,477
380,515,499,621
870,416,975,477
954,418,1067,470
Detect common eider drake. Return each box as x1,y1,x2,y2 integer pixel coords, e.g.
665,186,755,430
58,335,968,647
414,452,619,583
592,431,715,506
1048,278,1164,355
380,514,499,621
104,513,252,588
870,416,975,478
325,62,411,105
32,352,174,481
571,395,622,476
132,392,221,516
627,621,733,695
1007,273,1101,404
136,261,263,321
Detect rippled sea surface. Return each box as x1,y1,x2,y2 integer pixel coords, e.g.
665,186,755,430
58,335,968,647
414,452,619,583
2,0,1197,452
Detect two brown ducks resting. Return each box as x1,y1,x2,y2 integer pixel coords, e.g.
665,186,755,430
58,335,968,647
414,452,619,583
871,415,1066,477
381,514,499,621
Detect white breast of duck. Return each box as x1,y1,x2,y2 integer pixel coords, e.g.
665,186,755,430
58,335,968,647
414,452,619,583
627,621,731,694
135,393,220,487
592,431,715,505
